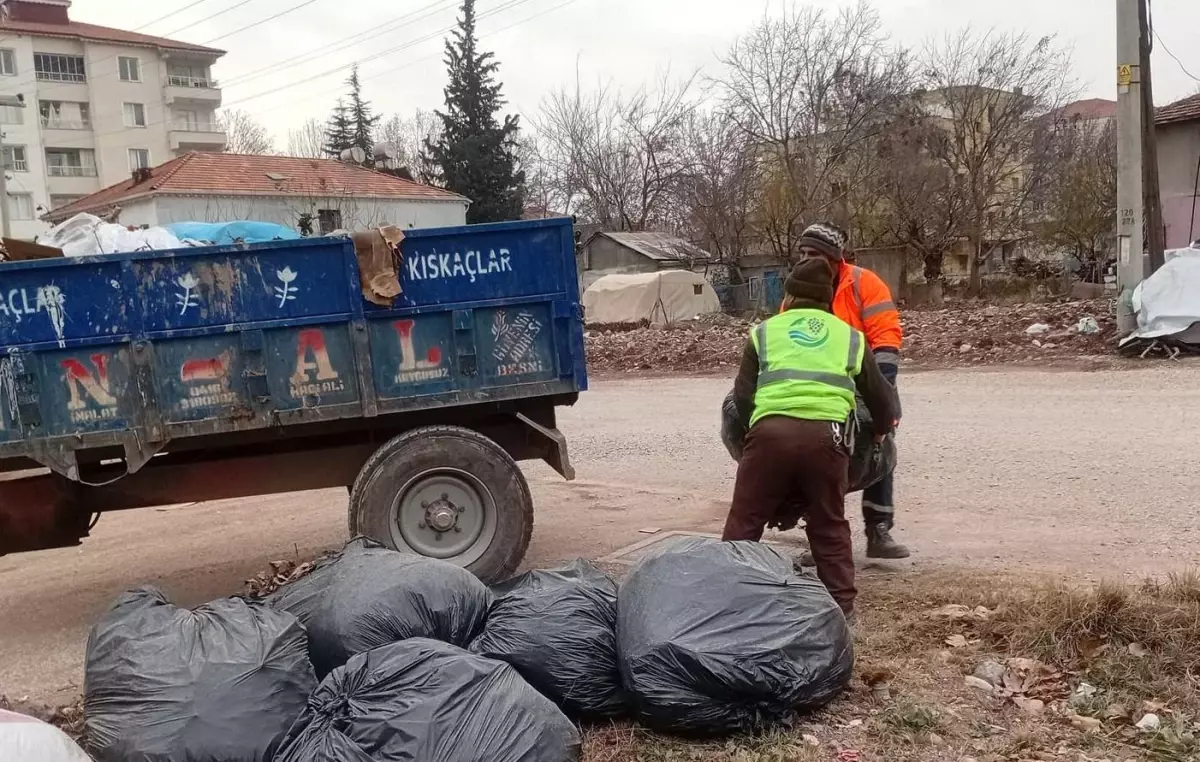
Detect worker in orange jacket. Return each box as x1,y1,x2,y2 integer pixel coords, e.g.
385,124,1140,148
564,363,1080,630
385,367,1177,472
793,222,909,560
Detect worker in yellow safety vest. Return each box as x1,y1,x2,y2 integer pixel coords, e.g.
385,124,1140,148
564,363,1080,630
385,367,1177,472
722,258,898,618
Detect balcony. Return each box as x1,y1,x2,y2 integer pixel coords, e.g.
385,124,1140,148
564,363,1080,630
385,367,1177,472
41,117,90,131
169,121,226,152
47,165,96,178
164,76,221,106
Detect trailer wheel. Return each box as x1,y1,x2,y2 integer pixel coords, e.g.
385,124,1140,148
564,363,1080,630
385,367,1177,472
349,426,533,583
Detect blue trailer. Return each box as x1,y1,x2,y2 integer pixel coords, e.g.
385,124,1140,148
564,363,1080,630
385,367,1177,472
0,217,586,582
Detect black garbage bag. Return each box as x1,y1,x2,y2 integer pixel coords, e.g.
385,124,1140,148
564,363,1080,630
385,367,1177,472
275,638,581,762
618,537,853,736
269,538,492,677
720,389,896,493
83,587,316,762
470,559,625,718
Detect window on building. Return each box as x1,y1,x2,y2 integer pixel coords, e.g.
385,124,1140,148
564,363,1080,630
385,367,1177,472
168,65,214,88
3,146,27,172
317,209,343,234
128,148,150,171
118,56,140,82
0,49,15,76
45,148,97,177
7,193,33,220
39,100,90,129
34,53,86,82
123,102,146,128
0,105,23,124
49,195,84,210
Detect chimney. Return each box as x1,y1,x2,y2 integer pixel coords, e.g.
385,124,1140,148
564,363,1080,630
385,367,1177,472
1,0,71,24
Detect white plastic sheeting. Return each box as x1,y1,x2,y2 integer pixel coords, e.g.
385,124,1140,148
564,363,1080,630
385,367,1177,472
39,213,195,257
0,709,91,762
1123,246,1200,344
582,270,721,325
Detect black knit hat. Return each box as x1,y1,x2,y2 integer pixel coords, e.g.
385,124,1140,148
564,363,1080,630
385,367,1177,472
784,258,835,304
798,222,849,261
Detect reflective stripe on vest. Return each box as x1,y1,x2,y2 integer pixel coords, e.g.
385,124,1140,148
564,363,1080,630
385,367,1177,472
751,309,865,426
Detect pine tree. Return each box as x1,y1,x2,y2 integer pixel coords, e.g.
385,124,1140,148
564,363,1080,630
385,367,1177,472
424,0,525,223
323,98,353,158
347,65,380,166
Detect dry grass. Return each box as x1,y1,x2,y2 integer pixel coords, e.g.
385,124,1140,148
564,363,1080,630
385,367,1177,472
580,569,1200,761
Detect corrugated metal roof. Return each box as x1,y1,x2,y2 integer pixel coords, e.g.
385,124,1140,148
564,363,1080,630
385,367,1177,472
46,153,467,221
591,231,713,262
1157,94,1200,126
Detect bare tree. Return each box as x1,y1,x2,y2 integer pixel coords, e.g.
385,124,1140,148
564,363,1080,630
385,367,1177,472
872,104,969,283
1030,118,1117,279
678,109,756,278
375,109,441,182
219,109,276,155
286,118,325,158
534,72,697,231
718,1,911,259
919,29,1075,293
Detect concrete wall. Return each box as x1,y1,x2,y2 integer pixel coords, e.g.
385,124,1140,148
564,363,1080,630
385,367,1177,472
854,248,904,296
1156,121,1200,248
583,236,660,275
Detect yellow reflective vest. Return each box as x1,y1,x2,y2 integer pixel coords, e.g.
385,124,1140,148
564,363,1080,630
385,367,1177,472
750,308,865,427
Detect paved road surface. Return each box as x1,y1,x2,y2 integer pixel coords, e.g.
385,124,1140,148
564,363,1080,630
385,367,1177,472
3,366,1199,703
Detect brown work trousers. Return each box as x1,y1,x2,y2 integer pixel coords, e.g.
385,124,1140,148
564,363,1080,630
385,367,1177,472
722,415,855,615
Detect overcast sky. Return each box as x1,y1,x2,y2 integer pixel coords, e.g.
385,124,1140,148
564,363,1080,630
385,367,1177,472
82,0,1200,146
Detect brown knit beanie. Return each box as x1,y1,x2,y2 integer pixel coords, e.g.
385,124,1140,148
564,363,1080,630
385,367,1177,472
784,258,835,304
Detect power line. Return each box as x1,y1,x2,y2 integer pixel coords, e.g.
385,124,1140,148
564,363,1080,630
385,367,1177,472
200,0,322,45
134,0,214,32
1153,30,1200,83
160,0,258,39
220,0,459,87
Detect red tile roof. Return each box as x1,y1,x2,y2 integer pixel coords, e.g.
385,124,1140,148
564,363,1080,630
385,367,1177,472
0,18,224,55
1157,94,1200,126
1047,98,1117,121
45,152,467,221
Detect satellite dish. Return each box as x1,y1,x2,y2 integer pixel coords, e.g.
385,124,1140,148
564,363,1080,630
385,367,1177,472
339,149,354,162
349,147,367,164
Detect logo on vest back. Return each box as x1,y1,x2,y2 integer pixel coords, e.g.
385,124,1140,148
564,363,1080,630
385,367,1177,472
788,316,829,349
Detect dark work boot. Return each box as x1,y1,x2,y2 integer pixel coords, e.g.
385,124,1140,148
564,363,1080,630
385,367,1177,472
865,523,910,559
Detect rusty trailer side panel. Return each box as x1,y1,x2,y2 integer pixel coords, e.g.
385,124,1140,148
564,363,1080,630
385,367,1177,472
0,217,586,484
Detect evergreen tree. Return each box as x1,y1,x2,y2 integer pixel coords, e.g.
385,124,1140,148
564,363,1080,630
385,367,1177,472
424,0,524,222
323,98,353,158
347,65,380,165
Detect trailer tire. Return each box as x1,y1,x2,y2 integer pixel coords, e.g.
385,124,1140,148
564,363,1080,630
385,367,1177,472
349,426,532,583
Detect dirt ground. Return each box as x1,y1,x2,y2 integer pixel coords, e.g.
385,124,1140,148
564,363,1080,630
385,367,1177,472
2,363,1198,708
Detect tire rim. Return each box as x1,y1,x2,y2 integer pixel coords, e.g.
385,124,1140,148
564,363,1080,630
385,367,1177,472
389,468,498,566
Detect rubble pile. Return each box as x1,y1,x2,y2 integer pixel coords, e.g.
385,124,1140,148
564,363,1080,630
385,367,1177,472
584,299,1118,373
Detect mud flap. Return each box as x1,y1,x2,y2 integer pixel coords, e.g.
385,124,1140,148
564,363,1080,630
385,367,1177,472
514,412,574,480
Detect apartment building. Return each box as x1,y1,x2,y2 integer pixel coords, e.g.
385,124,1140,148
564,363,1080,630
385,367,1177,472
0,0,226,238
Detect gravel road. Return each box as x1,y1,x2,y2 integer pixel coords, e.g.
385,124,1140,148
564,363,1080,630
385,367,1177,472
3,365,1199,704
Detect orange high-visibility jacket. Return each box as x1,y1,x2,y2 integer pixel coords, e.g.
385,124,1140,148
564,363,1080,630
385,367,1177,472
832,261,902,359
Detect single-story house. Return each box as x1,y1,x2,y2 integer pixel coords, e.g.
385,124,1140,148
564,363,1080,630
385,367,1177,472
42,152,470,233
1155,94,1200,250
580,231,714,290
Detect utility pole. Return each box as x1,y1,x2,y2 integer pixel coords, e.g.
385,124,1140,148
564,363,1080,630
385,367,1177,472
1138,0,1165,272
1115,0,1145,303
0,94,26,240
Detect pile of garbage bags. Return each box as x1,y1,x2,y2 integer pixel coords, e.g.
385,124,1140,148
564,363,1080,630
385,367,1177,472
721,389,896,494
80,536,852,760
470,560,625,718
276,639,581,762
268,538,492,677
619,537,853,734
84,588,316,761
